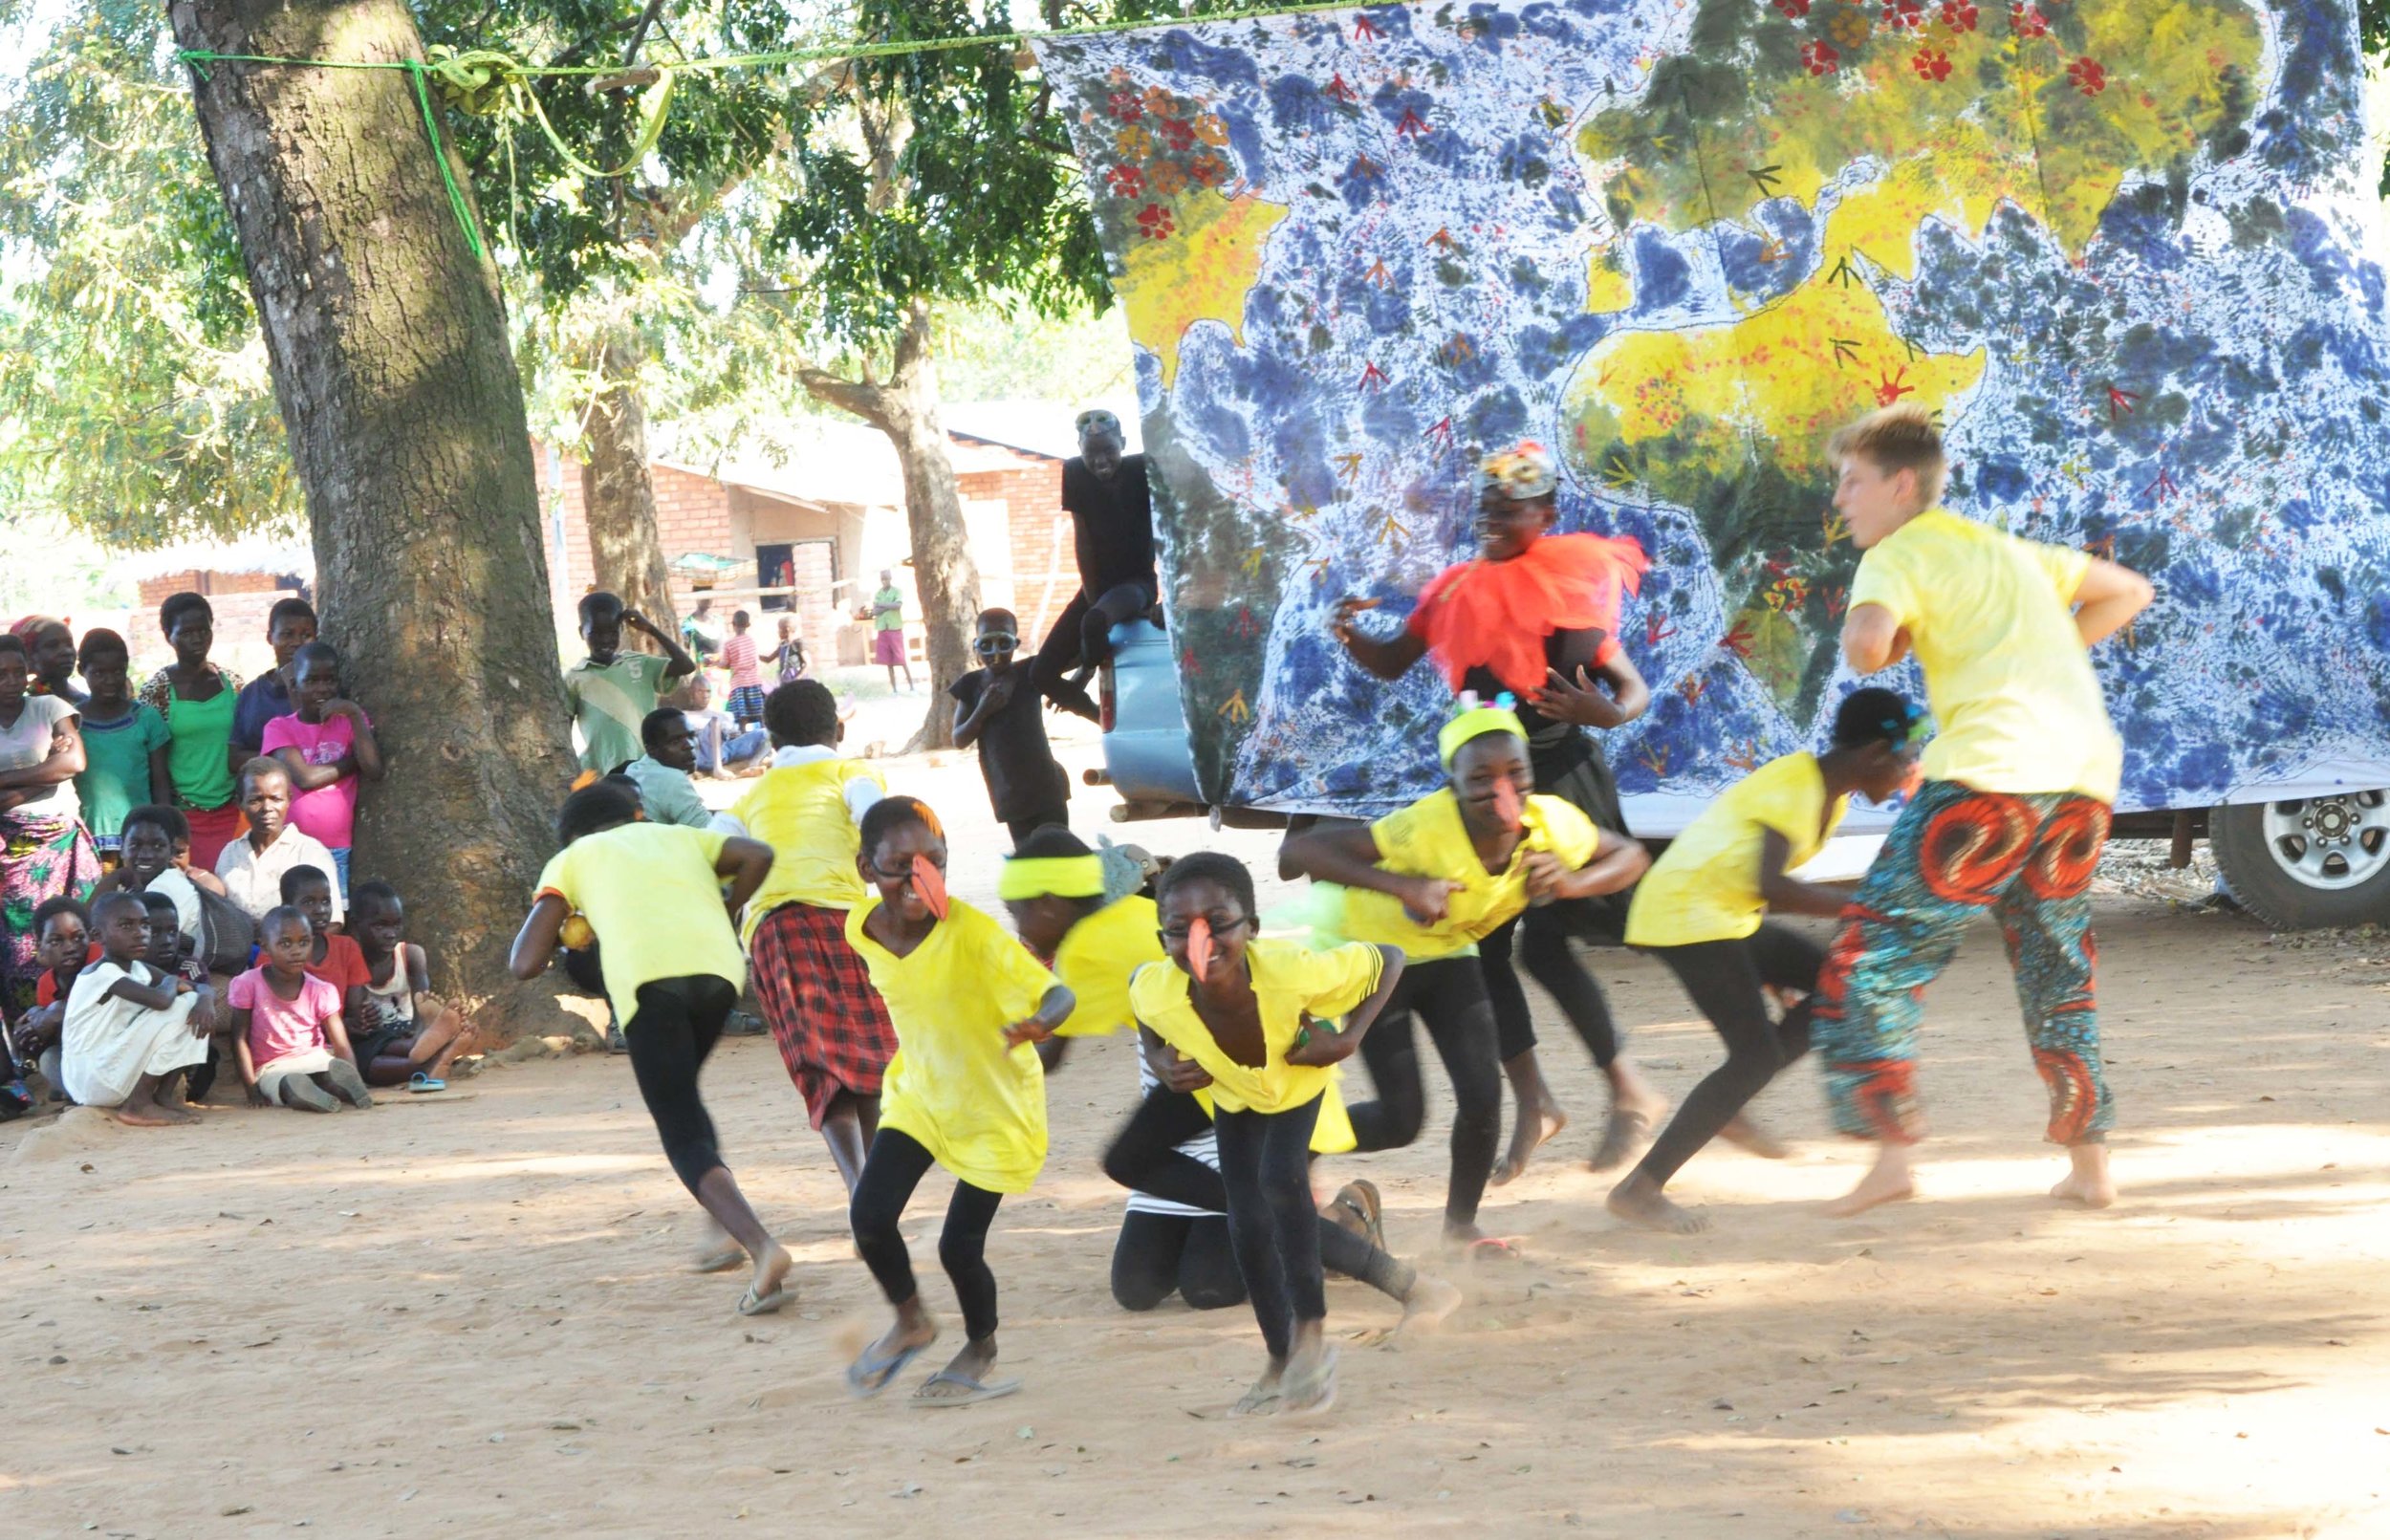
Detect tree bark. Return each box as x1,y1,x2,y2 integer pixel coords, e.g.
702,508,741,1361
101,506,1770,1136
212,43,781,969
172,0,581,1040
801,300,980,751
581,332,679,647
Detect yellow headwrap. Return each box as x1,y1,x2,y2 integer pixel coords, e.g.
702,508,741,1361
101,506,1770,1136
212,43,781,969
998,855,1106,901
1438,703,1529,768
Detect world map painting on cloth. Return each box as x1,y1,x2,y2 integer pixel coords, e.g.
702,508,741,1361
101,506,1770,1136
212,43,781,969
1035,0,2390,824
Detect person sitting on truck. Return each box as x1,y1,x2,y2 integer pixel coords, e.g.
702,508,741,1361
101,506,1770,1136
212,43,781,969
1329,439,1666,1182
1279,699,1648,1255
952,609,1072,850
1031,408,1159,722
1810,402,2153,1218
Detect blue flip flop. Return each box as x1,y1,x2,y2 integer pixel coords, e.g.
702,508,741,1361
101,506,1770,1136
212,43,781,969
846,1339,930,1399
912,1370,1023,1407
407,1073,445,1094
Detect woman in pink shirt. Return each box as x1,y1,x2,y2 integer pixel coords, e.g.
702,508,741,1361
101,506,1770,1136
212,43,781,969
263,642,383,899
722,610,766,729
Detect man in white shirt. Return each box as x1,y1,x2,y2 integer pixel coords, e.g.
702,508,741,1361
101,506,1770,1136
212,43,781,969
216,759,342,924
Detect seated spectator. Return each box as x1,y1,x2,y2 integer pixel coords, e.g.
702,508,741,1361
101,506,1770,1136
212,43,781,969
139,888,223,1100
14,896,98,1095
348,880,470,1091
263,641,382,899
97,805,213,952
623,708,711,828
676,673,768,778
228,905,371,1114
61,891,209,1126
283,864,369,1012
216,759,343,926
71,629,171,859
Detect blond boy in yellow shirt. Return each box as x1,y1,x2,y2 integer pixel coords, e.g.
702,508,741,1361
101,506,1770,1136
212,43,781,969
1816,404,2153,1217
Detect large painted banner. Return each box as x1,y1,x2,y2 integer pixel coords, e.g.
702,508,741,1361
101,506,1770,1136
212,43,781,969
1037,0,2390,822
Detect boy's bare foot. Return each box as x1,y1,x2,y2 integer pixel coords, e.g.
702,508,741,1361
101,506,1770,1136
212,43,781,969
849,1308,938,1397
1606,1172,1707,1233
1588,1093,1667,1173
1281,1338,1339,1417
1822,1143,1916,1218
110,1099,178,1128
1230,1358,1286,1418
1718,1113,1790,1159
2050,1144,2115,1208
1398,1274,1464,1332
1492,1098,1568,1185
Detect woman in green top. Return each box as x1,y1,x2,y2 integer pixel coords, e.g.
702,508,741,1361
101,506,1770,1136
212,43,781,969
138,592,247,870
868,569,914,693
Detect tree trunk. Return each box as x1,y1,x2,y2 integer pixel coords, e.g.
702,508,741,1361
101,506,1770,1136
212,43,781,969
801,300,980,751
582,332,679,650
171,0,581,1040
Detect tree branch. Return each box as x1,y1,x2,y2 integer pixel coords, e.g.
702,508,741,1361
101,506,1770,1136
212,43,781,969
620,0,667,67
799,368,892,433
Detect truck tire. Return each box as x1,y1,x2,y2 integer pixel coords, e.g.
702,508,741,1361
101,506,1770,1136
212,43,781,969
2207,792,2390,930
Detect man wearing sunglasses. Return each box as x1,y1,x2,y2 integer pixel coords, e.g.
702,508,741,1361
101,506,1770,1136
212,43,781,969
1031,407,1160,721
952,608,1073,849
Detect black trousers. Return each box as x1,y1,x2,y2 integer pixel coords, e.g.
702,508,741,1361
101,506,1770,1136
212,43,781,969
623,976,737,1193
1214,1095,1326,1360
1345,955,1502,1230
1100,1088,1411,1298
1111,1211,1247,1312
1030,581,1156,718
1005,807,1071,850
1481,907,1622,1067
1634,924,1824,1185
850,1127,1006,1342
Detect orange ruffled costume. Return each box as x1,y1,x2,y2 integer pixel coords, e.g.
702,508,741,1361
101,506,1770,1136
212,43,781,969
1403,532,1650,697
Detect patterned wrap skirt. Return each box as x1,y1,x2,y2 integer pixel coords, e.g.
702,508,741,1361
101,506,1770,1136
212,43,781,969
750,900,898,1127
2,810,99,1015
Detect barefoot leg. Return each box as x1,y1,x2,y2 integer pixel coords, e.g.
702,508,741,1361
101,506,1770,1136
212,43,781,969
2050,1142,2114,1208
1606,1170,1707,1234
111,1074,176,1127
1822,1140,1917,1218
819,1092,876,1199
691,1165,791,1306
914,1334,1002,1402
1589,1060,1669,1173
1492,1050,1568,1186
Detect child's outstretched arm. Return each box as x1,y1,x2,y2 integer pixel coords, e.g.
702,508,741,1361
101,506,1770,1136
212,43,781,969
1842,604,1910,673
1281,823,1461,924
1756,828,1850,921
509,895,570,980
1328,598,1427,681
1003,984,1077,1047
1285,944,1407,1067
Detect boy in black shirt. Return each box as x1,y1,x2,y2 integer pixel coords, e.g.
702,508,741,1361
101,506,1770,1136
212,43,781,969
952,609,1071,849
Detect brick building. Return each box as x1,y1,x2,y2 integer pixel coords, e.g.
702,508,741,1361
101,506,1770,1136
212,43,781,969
534,403,1127,667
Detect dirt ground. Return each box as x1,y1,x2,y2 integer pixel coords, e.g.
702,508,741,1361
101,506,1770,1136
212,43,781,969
6,706,2389,1539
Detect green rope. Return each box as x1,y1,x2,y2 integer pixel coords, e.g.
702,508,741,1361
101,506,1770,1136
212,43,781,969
174,1,1380,255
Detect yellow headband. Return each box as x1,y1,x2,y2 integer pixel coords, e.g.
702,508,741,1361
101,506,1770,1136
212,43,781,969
998,855,1106,901
1438,704,1529,768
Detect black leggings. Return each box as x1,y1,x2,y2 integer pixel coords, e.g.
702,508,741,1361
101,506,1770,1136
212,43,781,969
1346,955,1502,1230
1481,908,1622,1067
1214,1096,1325,1360
1101,1089,1414,1298
1634,925,1823,1185
849,1128,1006,1342
1112,1211,1247,1311
1032,581,1157,715
624,976,738,1193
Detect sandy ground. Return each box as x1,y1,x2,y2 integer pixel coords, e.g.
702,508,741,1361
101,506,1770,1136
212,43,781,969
7,684,2390,1538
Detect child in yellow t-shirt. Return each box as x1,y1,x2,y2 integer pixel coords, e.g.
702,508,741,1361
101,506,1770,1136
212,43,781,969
1820,404,2152,1218
715,680,894,1195
506,780,793,1318
1611,688,1923,1234
842,796,1074,1407
1279,703,1647,1252
1001,830,1458,1331
1130,853,1404,1418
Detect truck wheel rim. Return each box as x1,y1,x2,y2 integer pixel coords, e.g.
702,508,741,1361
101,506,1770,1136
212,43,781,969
2261,792,2390,891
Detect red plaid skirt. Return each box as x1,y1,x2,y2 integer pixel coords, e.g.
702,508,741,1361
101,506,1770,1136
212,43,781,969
750,900,897,1128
